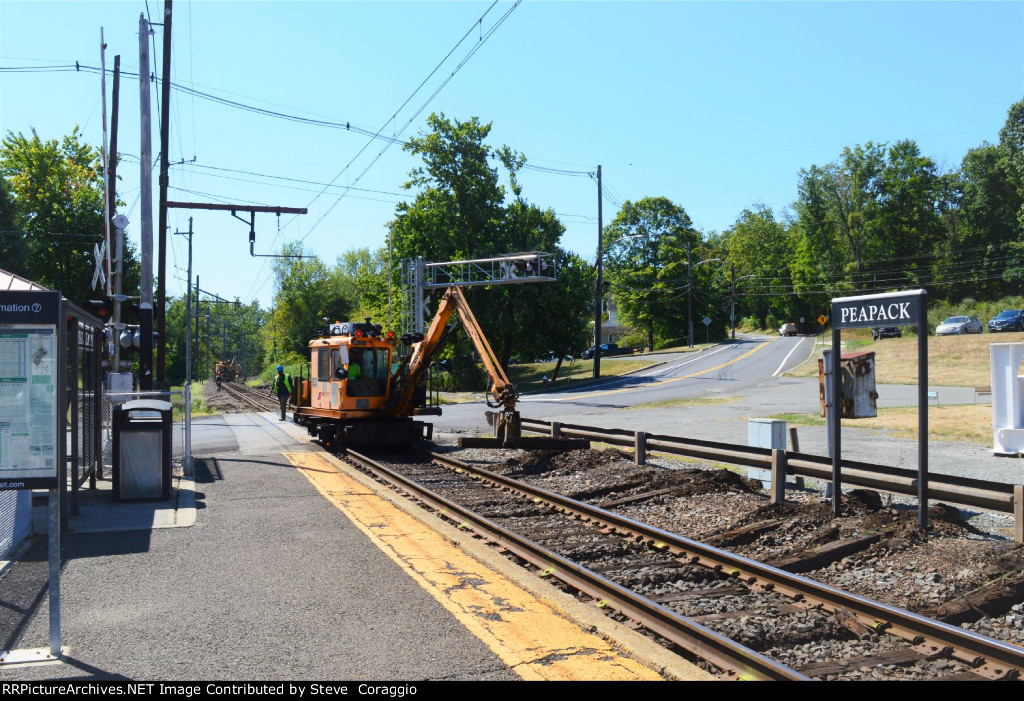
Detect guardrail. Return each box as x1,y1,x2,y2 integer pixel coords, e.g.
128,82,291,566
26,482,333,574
520,417,1024,543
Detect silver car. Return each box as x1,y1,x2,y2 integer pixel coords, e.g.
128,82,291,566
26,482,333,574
935,315,984,335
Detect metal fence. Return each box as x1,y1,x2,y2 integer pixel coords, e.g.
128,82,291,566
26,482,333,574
102,390,188,474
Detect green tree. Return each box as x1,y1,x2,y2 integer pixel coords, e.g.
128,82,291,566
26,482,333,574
266,242,351,359
0,128,108,304
391,113,593,372
720,205,797,328
334,246,392,328
603,197,699,350
392,113,505,263
0,174,28,277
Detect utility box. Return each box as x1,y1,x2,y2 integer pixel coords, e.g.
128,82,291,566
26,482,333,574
990,343,1024,455
112,399,172,501
819,350,878,419
748,418,787,450
747,418,786,486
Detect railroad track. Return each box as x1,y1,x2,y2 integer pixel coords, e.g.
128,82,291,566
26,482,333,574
217,380,278,413
337,446,1024,681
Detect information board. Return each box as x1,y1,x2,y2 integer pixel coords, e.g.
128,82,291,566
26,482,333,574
0,291,60,489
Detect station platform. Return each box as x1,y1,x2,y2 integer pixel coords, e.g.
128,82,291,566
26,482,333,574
0,413,711,682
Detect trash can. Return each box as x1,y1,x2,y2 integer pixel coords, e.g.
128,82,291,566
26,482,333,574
818,350,878,418
112,399,172,501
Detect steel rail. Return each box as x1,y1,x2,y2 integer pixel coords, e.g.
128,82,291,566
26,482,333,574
519,418,1020,516
429,450,1024,680
340,448,808,681
219,382,278,413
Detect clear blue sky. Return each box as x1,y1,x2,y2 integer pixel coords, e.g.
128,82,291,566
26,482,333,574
2,1,1022,309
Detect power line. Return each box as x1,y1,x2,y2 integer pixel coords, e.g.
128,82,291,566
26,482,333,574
245,0,522,301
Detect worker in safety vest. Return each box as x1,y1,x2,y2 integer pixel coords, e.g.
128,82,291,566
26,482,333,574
269,365,292,421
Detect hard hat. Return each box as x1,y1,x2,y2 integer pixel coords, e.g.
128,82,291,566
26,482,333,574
276,365,284,372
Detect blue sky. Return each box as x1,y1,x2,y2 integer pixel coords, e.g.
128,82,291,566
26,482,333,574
2,1,1022,308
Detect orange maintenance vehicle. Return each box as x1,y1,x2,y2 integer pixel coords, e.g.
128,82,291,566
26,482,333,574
291,286,586,451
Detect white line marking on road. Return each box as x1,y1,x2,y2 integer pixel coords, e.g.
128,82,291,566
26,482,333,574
772,337,808,377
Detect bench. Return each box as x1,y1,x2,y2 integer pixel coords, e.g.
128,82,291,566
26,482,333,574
976,385,992,403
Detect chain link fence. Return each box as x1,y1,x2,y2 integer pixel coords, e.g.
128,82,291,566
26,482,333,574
102,390,188,475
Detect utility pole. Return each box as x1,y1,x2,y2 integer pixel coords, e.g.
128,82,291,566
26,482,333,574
176,218,193,387
205,315,211,382
730,263,736,341
388,222,393,331
138,14,155,391
194,275,200,381
687,242,693,348
100,28,111,296
108,54,123,370
182,217,193,475
156,0,173,383
593,164,604,380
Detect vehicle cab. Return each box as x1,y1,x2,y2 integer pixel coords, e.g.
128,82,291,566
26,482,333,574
303,320,396,418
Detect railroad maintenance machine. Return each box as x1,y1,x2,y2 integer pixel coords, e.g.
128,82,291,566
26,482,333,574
291,285,586,451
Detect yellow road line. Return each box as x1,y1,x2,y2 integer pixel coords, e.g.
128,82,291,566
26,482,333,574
284,451,709,681
572,341,774,401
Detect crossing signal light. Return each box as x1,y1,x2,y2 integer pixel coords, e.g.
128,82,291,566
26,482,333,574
86,297,114,321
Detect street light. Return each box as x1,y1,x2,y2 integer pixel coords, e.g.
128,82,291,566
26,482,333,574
687,251,721,348
729,268,757,341
596,232,649,369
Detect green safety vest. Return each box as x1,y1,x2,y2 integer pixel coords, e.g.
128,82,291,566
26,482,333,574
273,373,292,394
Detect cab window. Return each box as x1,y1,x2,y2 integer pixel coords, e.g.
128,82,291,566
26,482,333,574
346,348,390,397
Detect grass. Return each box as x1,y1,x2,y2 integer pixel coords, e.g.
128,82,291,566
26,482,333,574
507,356,660,388
783,328,1024,387
768,404,992,443
628,396,739,410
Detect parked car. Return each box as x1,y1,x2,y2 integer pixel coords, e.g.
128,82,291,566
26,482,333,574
779,322,798,337
935,315,984,335
581,343,621,360
871,326,902,340
988,309,1024,333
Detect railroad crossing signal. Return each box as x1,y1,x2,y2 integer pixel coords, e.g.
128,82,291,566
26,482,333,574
85,296,114,322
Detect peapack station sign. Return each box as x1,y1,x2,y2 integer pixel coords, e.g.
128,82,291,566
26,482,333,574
828,289,929,527
833,290,922,329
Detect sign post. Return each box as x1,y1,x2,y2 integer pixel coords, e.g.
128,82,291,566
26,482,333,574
830,290,927,526
0,290,63,663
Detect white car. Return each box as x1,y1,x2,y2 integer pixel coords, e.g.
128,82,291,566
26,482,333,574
779,323,798,337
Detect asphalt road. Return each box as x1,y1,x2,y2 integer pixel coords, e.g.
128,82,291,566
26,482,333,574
435,335,1020,485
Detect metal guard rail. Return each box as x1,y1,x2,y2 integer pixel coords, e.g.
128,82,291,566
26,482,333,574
519,417,1023,539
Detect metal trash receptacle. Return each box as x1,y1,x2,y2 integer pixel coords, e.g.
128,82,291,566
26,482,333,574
818,351,878,419
112,399,172,501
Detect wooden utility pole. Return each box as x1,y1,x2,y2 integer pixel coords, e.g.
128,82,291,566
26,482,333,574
157,0,173,382
100,28,111,296
138,14,155,391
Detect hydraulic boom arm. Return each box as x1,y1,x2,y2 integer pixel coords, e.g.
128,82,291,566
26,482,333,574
386,286,517,421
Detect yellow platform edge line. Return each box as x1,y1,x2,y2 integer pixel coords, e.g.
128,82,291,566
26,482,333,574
284,451,715,682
